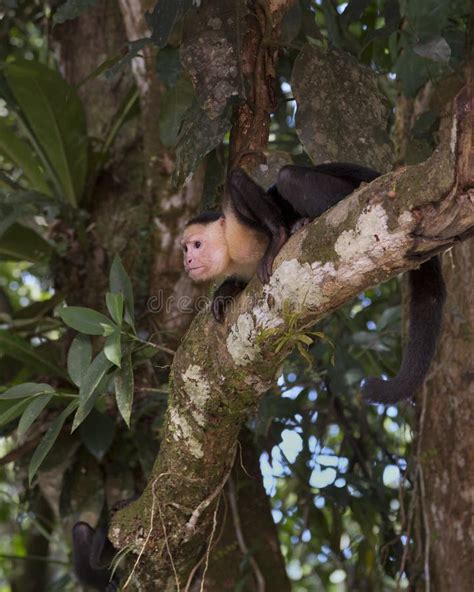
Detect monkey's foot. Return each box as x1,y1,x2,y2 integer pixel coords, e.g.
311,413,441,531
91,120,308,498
290,217,311,234
212,296,228,323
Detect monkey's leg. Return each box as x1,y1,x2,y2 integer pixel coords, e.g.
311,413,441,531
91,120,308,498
212,278,247,323
277,165,361,218
229,170,289,283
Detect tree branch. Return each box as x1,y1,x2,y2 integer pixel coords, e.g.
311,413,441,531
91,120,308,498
110,84,472,590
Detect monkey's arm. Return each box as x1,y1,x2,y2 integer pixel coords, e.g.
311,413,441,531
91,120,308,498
212,277,247,323
228,170,290,283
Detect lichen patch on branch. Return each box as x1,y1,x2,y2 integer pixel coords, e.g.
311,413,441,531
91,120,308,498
182,364,211,406
169,408,204,459
182,364,212,427
335,204,390,260
226,313,259,367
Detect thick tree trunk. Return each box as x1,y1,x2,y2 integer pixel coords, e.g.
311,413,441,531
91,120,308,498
413,239,474,591
205,429,291,592
50,3,289,590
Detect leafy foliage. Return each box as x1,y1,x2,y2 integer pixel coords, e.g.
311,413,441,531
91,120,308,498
1,60,88,206
0,0,469,590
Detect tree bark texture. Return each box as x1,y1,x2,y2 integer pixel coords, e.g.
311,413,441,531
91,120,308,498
412,239,474,592
204,429,291,592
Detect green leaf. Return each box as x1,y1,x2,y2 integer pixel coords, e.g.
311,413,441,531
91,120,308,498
72,351,113,431
106,292,124,326
114,351,134,427
109,256,134,327
0,382,54,400
0,398,31,427
18,394,53,438
4,60,88,206
174,102,231,186
104,330,121,368
0,223,52,263
59,306,115,335
296,334,314,346
78,408,115,460
159,78,195,147
67,334,92,387
0,331,66,377
413,36,451,64
28,401,77,485
145,0,194,49
156,47,183,88
0,119,52,195
53,0,98,24
0,190,60,237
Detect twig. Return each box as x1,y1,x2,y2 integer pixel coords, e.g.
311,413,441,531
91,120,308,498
236,439,254,479
122,471,173,589
200,496,220,592
159,502,180,592
184,447,237,541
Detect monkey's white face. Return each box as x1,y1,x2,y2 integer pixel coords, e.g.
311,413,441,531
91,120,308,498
181,220,230,282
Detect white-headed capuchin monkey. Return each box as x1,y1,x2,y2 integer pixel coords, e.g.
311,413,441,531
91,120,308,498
181,163,446,403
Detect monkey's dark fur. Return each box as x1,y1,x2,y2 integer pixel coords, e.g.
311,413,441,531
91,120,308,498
72,522,119,591
184,163,446,404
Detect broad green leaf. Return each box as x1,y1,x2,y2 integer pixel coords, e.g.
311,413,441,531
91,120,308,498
413,37,451,64
114,351,134,427
67,334,92,387
4,60,88,206
156,47,183,88
0,190,60,237
174,102,231,186
28,401,77,485
0,398,31,427
53,0,98,24
106,292,124,326
72,351,113,431
78,408,115,460
0,119,52,195
109,256,134,327
59,306,115,335
145,0,193,49
0,331,66,377
0,382,54,400
18,393,53,438
159,78,195,147
104,330,121,368
292,44,393,172
0,223,52,263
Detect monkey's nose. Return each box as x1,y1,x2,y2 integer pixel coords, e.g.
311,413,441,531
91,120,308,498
187,257,193,265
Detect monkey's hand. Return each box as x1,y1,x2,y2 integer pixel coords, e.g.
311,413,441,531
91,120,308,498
212,278,247,322
257,255,273,284
257,225,289,284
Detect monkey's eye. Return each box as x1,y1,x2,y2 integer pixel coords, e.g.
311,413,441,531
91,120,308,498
183,245,188,253
194,241,201,249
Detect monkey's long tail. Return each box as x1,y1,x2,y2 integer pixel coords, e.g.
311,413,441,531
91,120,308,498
361,257,446,404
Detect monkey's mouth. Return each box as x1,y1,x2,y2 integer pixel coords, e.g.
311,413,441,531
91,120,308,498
187,266,206,277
